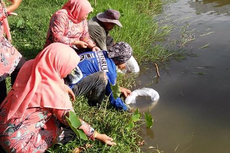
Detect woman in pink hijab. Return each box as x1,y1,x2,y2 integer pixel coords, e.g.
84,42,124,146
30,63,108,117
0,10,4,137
44,0,100,52
0,43,116,152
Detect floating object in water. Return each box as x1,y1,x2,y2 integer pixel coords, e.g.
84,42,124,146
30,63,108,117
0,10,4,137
125,88,160,105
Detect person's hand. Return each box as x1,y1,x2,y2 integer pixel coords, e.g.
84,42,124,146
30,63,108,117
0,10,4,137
64,84,75,101
120,87,131,98
73,41,88,49
92,46,101,51
6,0,22,12
95,132,116,146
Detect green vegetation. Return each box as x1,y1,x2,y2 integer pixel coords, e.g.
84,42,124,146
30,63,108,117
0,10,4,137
4,0,180,152
66,111,88,141
48,96,145,153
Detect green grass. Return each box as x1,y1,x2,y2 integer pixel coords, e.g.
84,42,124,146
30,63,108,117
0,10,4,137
4,0,177,152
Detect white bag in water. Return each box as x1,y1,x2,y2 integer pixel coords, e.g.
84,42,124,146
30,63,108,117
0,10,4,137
125,88,160,105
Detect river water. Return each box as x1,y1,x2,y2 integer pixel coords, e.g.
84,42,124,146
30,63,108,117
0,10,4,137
135,0,230,152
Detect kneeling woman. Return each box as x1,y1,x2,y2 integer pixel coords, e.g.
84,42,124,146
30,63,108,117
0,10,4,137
0,43,116,152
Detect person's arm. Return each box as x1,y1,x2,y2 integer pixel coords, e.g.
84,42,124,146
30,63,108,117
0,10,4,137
93,131,116,146
0,2,11,41
78,119,116,145
106,83,128,110
88,23,107,50
3,17,11,42
53,109,94,137
48,11,83,46
81,20,100,51
6,0,22,12
120,87,131,98
53,109,116,146
63,84,75,101
0,3,7,21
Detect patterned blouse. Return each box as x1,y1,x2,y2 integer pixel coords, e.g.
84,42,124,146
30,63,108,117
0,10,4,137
0,99,95,153
44,9,95,48
0,1,22,81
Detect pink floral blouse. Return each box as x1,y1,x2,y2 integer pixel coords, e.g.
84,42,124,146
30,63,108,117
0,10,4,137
0,106,95,152
44,9,95,48
0,2,22,81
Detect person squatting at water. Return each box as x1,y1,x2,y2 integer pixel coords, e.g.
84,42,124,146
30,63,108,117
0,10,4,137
88,8,140,73
0,43,116,153
65,42,133,111
88,9,122,51
44,0,100,52
0,0,26,104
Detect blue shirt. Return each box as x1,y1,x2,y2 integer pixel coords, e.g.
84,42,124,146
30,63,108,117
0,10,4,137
78,50,116,85
77,51,128,110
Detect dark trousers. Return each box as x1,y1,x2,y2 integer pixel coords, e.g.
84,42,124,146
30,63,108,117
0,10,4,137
72,71,107,106
0,57,26,104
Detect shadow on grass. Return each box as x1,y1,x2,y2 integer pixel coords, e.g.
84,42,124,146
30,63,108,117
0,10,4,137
18,46,42,61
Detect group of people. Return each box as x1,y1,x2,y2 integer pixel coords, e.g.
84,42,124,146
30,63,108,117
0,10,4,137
0,0,140,152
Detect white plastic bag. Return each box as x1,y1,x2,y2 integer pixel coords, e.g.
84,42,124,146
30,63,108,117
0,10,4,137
118,56,140,73
65,66,83,85
125,88,160,105
125,56,140,73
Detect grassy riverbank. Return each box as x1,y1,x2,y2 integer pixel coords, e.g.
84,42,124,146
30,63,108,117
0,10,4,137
5,0,173,152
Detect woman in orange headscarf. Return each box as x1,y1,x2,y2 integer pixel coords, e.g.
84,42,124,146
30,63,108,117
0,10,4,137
0,43,116,152
44,0,100,52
